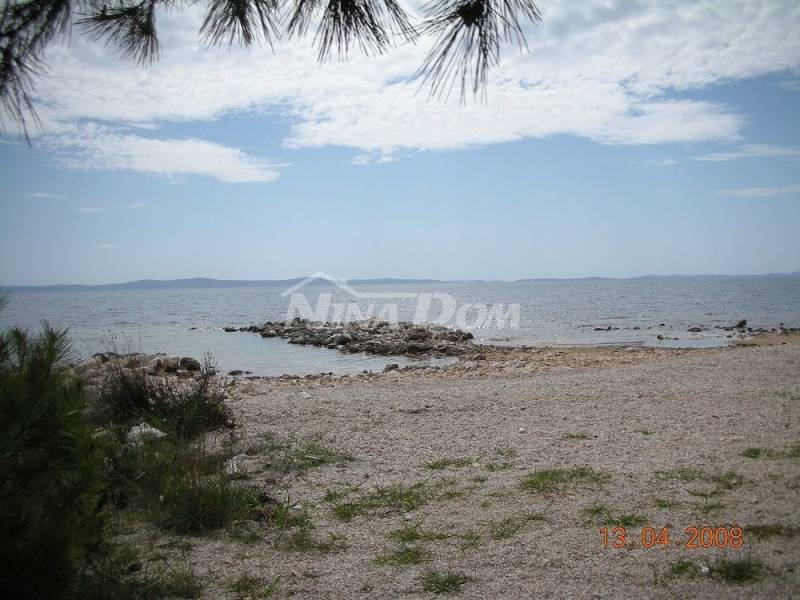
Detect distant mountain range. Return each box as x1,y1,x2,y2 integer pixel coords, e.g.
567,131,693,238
3,272,799,292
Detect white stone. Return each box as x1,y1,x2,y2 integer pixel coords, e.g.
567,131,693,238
126,422,166,444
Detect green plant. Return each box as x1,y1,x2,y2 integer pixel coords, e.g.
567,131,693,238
375,544,429,566
0,323,106,599
520,467,610,493
389,523,448,543
711,557,764,583
421,570,473,594
654,468,704,482
426,456,472,470
92,354,232,440
745,524,798,539
669,559,700,578
156,468,260,534
230,574,280,599
562,432,590,440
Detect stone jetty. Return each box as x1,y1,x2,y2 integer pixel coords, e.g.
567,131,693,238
224,318,475,357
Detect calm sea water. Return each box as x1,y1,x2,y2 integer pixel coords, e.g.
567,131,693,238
2,277,799,375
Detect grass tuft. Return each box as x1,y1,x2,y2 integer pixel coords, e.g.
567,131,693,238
745,524,798,539
426,457,472,470
520,467,610,493
375,544,429,566
711,557,764,583
421,570,473,594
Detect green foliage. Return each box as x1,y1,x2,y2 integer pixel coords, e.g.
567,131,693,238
520,467,610,493
421,570,473,594
330,482,429,521
0,323,105,599
425,456,472,470
375,544,429,566
711,557,764,583
669,559,700,578
92,356,231,440
248,431,354,475
745,524,798,539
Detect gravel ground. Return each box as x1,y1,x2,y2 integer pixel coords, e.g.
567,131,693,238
138,336,800,599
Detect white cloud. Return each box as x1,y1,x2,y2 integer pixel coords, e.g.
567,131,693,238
97,243,116,249
26,192,67,199
46,123,283,183
127,202,149,209
716,185,800,198
694,144,800,162
74,206,105,213
12,0,800,165
639,158,679,167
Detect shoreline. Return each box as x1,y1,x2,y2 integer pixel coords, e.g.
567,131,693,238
112,328,800,598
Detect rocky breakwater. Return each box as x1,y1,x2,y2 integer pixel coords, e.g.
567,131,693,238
224,318,475,357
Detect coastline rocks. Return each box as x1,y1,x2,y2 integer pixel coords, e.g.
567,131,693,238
224,318,475,357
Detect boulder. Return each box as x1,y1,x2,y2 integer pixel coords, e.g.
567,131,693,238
126,422,166,444
383,363,400,373
179,356,202,371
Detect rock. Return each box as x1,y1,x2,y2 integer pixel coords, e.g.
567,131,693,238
383,363,400,373
179,356,201,371
146,357,164,375
687,326,703,333
126,422,166,444
657,334,664,340
735,319,747,329
224,453,251,475
518,427,527,434
299,391,312,400
228,369,244,376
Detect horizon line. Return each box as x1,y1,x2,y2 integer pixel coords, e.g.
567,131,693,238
3,270,800,290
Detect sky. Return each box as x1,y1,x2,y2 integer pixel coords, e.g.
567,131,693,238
1,0,799,286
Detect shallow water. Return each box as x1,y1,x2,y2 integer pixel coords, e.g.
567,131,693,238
2,276,798,375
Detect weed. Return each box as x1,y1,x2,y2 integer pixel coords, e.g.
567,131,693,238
520,467,610,493
389,523,448,543
745,524,798,539
495,446,518,458
670,559,700,578
711,557,764,583
458,530,482,550
230,574,280,599
421,570,473,594
252,432,354,476
654,498,680,509
562,432,590,440
375,544,429,566
654,468,704,483
330,482,429,521
583,504,646,527
426,457,472,470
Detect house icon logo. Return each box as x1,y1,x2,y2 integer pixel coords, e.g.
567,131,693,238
280,271,521,330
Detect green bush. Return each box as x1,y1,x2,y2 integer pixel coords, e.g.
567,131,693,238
92,356,232,439
0,323,104,599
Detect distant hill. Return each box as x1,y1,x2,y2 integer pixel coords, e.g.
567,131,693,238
2,276,443,292
2,272,798,292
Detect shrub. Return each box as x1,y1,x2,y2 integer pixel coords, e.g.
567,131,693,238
92,354,232,440
0,323,104,599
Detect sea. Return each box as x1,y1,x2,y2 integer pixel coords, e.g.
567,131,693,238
2,276,799,376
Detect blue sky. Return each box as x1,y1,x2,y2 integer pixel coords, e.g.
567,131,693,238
1,1,799,285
